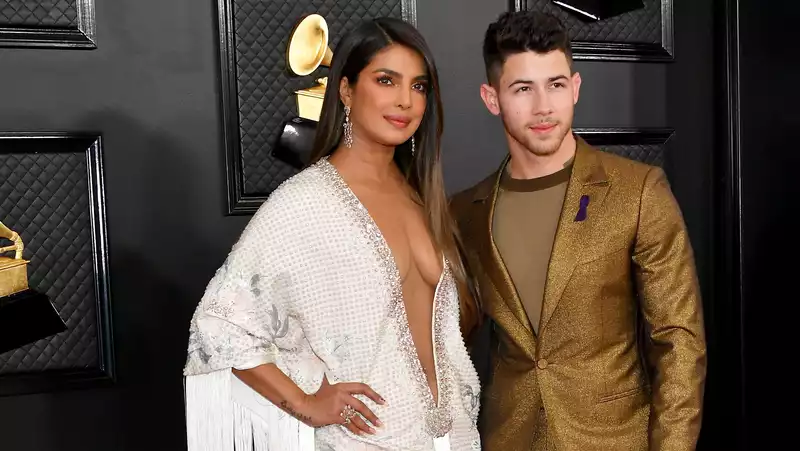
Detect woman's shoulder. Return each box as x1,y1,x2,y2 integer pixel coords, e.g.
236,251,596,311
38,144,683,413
227,162,335,256
269,160,327,197
255,161,333,216
241,160,350,242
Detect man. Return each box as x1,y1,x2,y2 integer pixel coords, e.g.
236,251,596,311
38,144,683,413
451,11,707,451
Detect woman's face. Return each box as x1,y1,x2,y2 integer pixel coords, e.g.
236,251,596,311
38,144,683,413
341,44,429,148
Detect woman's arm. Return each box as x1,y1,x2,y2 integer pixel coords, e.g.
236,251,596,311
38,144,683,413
233,364,385,436
189,183,385,436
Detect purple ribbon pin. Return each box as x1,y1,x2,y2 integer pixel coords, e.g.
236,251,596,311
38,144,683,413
574,194,590,222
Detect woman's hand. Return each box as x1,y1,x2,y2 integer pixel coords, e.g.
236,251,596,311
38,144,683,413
298,376,385,435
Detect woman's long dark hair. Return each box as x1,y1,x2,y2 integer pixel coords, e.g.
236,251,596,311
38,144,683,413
307,17,479,333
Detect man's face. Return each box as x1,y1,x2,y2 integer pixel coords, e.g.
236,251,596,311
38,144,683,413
481,50,581,157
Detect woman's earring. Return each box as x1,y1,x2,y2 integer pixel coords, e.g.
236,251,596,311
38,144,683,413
411,136,415,156
343,106,353,148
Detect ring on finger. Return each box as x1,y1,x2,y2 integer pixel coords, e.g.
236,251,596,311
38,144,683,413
339,404,356,424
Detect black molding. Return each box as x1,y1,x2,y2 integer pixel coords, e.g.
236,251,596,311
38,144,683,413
711,0,746,444
513,0,674,62
0,0,96,49
0,132,115,396
217,0,251,215
218,0,418,215
574,126,674,145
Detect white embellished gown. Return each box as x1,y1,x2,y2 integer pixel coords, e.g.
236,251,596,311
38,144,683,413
183,159,482,451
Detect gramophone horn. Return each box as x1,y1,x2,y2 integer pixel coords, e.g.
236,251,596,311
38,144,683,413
287,14,334,76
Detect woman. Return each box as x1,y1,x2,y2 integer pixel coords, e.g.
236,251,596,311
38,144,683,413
184,17,481,451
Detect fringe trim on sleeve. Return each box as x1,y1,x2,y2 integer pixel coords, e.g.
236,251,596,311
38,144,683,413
185,370,316,451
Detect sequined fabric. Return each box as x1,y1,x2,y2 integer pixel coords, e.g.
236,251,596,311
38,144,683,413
185,159,481,450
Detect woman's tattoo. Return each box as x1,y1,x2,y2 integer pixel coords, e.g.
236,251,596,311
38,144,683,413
280,400,312,424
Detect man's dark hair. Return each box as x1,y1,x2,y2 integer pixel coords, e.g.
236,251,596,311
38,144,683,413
483,11,573,85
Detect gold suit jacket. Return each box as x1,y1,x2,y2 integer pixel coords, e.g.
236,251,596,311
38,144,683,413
451,139,707,451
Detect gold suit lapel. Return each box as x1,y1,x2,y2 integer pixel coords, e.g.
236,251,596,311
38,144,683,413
472,157,536,349
539,140,610,332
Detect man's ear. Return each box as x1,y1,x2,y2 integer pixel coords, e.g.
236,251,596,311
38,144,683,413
339,77,352,107
480,83,501,116
571,71,582,105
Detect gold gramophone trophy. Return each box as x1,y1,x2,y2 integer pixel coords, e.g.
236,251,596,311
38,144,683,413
273,13,335,169
0,220,67,354
0,220,28,297
286,13,334,122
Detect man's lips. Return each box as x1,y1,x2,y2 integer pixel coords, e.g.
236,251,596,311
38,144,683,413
385,115,412,128
529,123,557,133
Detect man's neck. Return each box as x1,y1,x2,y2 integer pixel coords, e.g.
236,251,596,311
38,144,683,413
507,131,577,180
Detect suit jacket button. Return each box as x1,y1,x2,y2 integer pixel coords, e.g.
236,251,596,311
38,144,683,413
537,358,548,370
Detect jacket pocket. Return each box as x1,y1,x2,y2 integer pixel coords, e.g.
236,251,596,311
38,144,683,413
598,385,643,403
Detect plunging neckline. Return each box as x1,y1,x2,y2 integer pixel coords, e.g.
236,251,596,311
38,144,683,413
319,158,446,291
319,159,450,415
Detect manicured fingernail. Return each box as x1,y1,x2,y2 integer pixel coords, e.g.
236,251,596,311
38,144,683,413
376,419,383,427
369,427,376,434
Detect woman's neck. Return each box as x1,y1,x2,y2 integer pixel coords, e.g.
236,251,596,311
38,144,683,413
328,140,399,186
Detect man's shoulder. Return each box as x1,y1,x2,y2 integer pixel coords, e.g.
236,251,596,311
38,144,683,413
584,145,661,190
449,171,497,221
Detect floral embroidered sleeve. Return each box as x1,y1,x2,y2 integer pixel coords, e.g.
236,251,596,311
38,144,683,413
183,187,308,377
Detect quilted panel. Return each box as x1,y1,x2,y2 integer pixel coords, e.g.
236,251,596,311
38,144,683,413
233,0,403,195
0,0,78,28
524,0,662,44
596,143,664,166
0,149,97,374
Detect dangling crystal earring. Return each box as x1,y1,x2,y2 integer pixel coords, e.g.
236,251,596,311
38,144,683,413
343,106,353,148
411,136,416,156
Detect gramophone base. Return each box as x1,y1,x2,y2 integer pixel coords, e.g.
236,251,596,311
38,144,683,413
0,289,67,354
273,117,318,169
